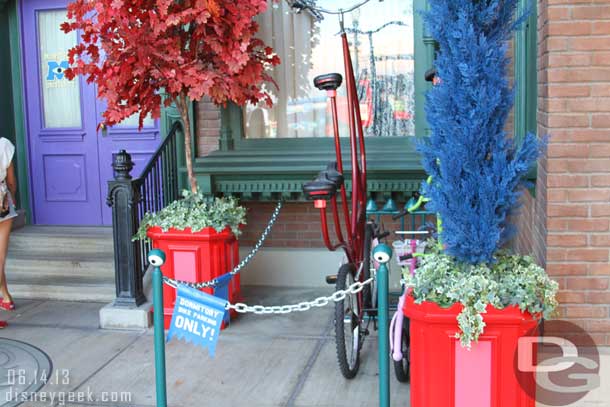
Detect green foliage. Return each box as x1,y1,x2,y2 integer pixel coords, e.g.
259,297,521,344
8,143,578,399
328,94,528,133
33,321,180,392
404,242,559,348
134,190,246,241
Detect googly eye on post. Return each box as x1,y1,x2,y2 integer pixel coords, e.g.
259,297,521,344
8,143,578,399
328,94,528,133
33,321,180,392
148,249,166,267
372,244,393,265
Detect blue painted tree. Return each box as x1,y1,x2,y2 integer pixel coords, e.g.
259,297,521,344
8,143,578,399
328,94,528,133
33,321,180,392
418,0,543,264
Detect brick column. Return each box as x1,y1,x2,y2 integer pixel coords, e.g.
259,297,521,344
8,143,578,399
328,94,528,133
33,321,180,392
196,97,221,157
534,0,610,345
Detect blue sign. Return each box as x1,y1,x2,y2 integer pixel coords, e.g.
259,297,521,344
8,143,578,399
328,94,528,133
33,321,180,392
167,285,228,357
213,273,233,325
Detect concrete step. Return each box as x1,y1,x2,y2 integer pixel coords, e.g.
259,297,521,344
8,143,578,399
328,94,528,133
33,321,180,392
9,226,114,254
6,253,115,278
6,274,115,302
6,226,116,303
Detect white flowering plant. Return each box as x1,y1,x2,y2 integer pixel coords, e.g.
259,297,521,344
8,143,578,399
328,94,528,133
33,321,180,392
134,190,246,241
404,241,559,348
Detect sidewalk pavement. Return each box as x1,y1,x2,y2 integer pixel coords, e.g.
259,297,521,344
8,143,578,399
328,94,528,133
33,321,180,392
1,286,609,407
0,286,409,407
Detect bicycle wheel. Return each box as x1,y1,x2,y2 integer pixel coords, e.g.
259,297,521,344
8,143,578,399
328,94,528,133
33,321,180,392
393,318,410,383
335,263,362,379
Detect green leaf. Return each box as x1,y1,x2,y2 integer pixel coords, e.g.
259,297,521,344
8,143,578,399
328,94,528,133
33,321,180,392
133,190,246,241
405,242,558,348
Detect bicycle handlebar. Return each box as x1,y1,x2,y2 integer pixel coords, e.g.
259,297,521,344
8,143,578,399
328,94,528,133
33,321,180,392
344,20,409,36
376,230,391,240
288,0,374,16
391,195,430,220
391,176,433,220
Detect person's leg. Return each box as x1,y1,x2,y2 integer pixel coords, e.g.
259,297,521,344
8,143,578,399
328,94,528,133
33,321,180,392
0,219,13,305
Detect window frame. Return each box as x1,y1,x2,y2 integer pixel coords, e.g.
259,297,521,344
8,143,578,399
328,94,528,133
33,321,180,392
514,0,538,142
514,0,538,187
226,0,431,150
195,0,436,198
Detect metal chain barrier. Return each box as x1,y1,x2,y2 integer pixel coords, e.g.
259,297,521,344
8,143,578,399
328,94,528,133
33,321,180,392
159,199,374,315
226,278,374,315
162,200,283,289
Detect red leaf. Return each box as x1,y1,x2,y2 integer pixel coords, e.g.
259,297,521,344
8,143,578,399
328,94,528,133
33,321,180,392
63,0,280,129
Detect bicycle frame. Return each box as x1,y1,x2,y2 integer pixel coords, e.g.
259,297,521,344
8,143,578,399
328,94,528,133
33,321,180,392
391,239,417,362
314,24,368,267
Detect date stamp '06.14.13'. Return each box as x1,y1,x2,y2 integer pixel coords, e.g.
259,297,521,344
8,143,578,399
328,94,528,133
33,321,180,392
0,338,131,406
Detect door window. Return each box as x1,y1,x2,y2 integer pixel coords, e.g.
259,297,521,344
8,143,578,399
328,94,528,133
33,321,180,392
38,9,82,128
116,113,155,128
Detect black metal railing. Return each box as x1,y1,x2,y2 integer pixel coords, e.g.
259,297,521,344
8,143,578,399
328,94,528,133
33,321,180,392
134,121,183,280
107,121,184,307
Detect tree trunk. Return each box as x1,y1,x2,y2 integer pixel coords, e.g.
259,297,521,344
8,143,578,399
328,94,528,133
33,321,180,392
176,93,198,193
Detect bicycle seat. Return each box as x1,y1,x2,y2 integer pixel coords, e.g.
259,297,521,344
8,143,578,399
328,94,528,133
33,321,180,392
425,68,437,82
303,162,344,201
323,161,344,187
313,73,343,91
303,177,337,201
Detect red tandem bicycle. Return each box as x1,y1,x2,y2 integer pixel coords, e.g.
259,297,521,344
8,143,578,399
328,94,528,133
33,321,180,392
296,0,432,381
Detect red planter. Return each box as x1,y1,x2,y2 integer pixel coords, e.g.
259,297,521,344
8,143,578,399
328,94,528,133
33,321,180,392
403,296,538,407
147,226,241,329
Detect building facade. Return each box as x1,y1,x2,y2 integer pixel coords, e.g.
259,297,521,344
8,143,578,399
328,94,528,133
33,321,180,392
196,0,610,346
1,0,610,345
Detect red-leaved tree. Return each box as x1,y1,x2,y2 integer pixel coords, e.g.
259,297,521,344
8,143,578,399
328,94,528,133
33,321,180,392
62,0,280,193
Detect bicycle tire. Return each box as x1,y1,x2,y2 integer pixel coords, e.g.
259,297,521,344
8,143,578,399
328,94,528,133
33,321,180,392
335,262,362,379
393,319,410,383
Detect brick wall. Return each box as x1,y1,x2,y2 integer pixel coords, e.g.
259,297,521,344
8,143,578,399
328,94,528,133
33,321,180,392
239,200,420,249
514,191,538,261
518,0,610,345
239,202,320,248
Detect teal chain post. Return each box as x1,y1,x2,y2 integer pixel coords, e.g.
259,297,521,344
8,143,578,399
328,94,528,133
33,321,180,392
148,249,168,407
373,244,393,407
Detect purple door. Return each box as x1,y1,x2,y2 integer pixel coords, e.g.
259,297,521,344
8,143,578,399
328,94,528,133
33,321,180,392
96,102,161,225
21,0,161,225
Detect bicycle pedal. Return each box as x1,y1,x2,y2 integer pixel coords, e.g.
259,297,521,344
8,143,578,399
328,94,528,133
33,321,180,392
325,274,337,284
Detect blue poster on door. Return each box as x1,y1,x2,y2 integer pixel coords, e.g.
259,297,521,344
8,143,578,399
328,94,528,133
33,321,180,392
167,285,228,357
